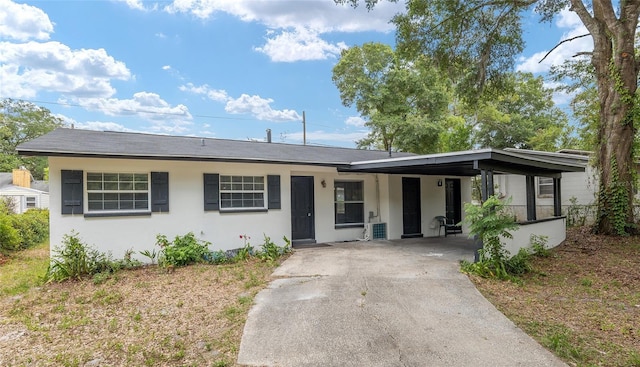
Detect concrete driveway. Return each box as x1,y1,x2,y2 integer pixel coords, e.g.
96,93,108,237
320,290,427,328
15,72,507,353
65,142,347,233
237,238,566,367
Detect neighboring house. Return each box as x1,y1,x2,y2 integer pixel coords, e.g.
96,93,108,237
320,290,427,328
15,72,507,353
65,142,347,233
17,128,584,261
0,169,50,214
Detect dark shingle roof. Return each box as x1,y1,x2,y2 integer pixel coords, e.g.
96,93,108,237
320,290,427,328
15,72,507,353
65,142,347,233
17,128,414,166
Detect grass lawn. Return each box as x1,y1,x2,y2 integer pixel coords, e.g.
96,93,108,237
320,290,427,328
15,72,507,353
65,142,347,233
0,241,50,297
471,227,640,367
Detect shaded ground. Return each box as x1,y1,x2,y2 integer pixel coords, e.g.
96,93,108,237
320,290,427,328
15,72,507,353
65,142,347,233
0,258,284,366
471,227,640,367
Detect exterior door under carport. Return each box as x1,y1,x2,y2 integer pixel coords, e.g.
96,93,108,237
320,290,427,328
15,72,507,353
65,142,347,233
445,178,462,225
402,177,423,238
291,176,315,245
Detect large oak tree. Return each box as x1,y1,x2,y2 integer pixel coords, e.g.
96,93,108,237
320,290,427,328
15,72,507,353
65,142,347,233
338,0,640,235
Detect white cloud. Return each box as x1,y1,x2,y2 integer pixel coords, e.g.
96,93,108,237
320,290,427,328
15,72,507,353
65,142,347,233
0,41,131,98
255,27,347,62
0,0,54,41
120,0,146,11
517,9,592,74
180,83,298,122
161,0,402,33
225,94,301,122
345,116,366,127
73,92,193,123
162,65,171,70
179,83,229,102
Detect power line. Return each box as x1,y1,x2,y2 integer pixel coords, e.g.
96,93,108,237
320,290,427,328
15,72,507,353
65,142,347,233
6,97,352,129
16,98,263,121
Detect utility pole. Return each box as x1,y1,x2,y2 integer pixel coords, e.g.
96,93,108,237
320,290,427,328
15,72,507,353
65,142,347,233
302,111,306,145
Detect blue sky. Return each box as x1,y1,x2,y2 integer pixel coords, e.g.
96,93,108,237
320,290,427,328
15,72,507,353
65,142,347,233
0,0,593,147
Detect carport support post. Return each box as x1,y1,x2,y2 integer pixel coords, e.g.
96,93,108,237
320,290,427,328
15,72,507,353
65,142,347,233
553,177,562,217
480,169,495,202
526,175,537,221
477,169,494,262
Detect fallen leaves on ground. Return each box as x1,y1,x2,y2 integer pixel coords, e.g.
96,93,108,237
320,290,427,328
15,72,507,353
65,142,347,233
0,258,284,366
471,227,640,367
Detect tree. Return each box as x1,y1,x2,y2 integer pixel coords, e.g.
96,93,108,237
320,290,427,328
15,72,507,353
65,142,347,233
332,42,450,153
469,72,572,151
0,99,63,179
338,0,640,235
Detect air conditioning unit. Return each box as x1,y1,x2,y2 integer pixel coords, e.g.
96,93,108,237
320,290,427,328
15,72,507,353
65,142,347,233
366,222,387,240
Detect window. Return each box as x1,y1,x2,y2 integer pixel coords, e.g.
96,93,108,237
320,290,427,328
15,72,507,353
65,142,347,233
538,177,554,196
219,175,265,209
25,196,36,208
335,181,364,226
86,172,149,212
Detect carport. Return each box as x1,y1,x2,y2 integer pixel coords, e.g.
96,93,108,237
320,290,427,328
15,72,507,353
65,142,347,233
340,148,586,254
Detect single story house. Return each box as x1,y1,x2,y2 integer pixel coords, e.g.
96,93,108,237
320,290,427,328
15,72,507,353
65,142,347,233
0,169,50,214
17,128,584,261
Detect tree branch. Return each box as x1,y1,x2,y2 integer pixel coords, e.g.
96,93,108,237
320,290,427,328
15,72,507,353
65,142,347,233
538,33,591,63
573,52,593,58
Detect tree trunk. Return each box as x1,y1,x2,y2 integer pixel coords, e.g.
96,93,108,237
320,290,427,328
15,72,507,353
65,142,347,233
571,0,640,234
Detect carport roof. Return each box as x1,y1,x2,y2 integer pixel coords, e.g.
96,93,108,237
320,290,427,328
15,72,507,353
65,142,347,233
342,148,586,177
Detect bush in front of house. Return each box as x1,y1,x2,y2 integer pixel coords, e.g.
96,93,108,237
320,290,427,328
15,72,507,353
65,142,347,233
45,231,141,283
156,232,211,267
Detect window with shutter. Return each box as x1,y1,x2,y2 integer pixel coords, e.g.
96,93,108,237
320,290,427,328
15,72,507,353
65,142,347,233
151,172,169,212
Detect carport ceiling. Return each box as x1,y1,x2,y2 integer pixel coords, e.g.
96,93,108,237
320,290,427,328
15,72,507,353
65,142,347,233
341,148,586,177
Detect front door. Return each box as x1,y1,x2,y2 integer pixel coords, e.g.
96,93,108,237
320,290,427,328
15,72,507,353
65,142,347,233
402,177,423,238
445,178,462,224
291,176,315,243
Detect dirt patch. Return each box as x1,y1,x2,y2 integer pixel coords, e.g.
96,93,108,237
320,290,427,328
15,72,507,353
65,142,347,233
471,227,640,367
0,258,285,366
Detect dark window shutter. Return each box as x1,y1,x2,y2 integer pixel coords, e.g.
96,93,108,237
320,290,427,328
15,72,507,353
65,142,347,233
151,172,169,212
61,170,83,214
267,175,281,209
204,173,219,211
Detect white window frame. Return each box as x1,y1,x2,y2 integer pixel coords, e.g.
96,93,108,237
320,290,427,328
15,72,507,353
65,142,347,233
86,172,150,213
25,196,36,209
334,180,364,227
537,177,554,197
219,175,266,210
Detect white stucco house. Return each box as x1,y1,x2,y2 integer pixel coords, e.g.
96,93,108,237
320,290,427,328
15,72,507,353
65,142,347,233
17,128,584,261
0,169,50,214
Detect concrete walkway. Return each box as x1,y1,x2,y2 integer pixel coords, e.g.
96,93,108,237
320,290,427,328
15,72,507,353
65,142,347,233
238,238,566,367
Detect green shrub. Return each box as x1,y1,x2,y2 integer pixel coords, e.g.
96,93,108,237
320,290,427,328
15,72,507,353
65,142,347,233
505,248,533,275
0,212,20,252
156,232,210,267
530,234,550,257
463,195,519,280
45,232,138,282
46,232,95,282
12,209,49,250
256,235,291,261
